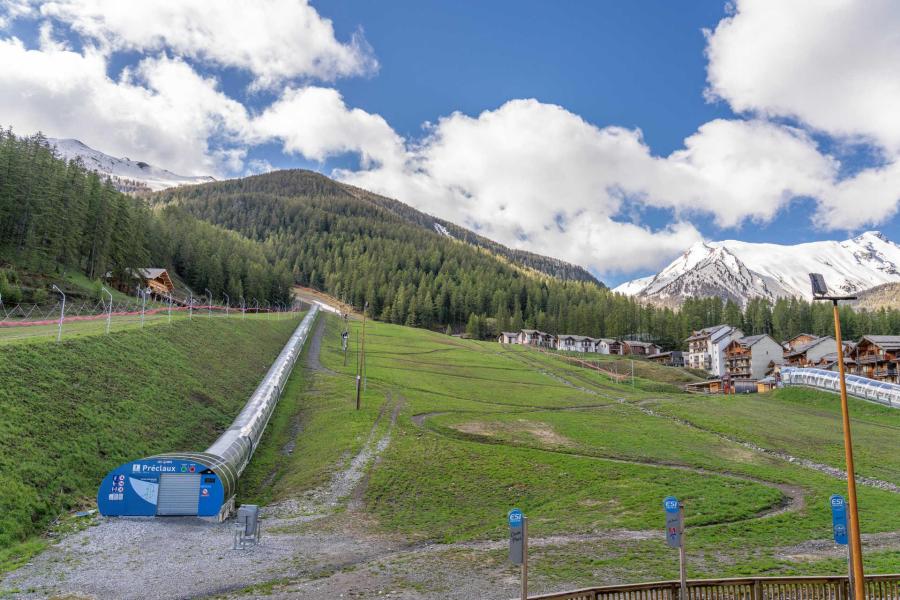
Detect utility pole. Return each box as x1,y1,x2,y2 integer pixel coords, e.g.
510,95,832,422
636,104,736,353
355,328,362,410
167,294,173,324
188,292,193,320
205,288,213,318
361,302,369,392
223,293,230,318
240,296,246,320
101,286,113,335
810,273,864,600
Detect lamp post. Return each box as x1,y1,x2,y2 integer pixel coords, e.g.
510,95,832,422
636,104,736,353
51,284,65,342
205,289,213,318
809,273,864,600
223,293,230,317
101,286,113,334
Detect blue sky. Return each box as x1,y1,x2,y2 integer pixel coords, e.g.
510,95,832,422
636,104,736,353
2,0,899,286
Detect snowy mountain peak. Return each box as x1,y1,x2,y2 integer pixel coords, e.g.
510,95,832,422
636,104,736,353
48,138,215,192
614,233,900,307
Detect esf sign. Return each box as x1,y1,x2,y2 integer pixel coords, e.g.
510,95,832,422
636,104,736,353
508,508,525,565
830,494,848,545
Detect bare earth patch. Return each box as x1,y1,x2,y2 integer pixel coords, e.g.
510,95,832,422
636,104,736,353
452,419,574,447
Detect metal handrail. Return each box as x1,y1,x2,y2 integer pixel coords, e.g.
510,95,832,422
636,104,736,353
526,574,900,600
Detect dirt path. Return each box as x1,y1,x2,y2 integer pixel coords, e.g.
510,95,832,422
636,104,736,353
304,315,336,375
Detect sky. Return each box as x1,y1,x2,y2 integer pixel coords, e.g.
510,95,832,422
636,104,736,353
2,0,900,286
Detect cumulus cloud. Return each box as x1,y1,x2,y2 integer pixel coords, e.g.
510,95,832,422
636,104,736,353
252,87,405,169
335,100,835,274
33,0,377,87
0,37,250,175
705,0,900,228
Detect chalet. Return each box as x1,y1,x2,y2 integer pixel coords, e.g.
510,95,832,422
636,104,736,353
647,351,684,367
498,332,519,345
783,336,837,367
723,334,784,380
518,329,556,349
623,341,661,356
782,333,819,352
557,335,594,353
594,338,622,355
113,267,175,296
854,335,900,383
685,325,744,377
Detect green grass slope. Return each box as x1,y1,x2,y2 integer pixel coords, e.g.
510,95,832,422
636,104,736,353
245,316,900,587
0,315,301,570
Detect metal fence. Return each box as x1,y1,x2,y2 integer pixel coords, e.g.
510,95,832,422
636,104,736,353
0,295,300,343
529,575,900,600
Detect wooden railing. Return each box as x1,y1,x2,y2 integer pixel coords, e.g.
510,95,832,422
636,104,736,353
527,575,900,600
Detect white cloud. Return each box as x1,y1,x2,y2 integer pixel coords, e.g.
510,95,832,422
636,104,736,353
0,37,250,175
337,100,839,274
706,0,900,151
252,87,404,168
34,0,377,87
705,0,900,229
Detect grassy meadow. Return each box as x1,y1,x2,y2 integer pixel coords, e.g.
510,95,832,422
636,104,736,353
244,314,900,586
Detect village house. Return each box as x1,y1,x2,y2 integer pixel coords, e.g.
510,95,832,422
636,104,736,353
556,334,595,353
853,335,900,383
783,336,838,367
517,329,556,348
685,325,744,377
498,332,519,344
647,351,684,367
724,334,784,380
594,338,622,355
622,341,661,356
814,352,856,373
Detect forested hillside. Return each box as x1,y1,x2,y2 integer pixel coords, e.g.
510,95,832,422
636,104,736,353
0,130,292,305
153,170,900,346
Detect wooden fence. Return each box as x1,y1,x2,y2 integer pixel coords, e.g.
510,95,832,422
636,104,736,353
528,575,900,600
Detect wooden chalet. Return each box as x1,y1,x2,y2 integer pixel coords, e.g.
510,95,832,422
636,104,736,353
647,351,684,367
782,333,819,352
622,341,661,356
854,335,900,383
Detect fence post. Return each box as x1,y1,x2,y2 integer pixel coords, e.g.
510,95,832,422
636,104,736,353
752,579,762,600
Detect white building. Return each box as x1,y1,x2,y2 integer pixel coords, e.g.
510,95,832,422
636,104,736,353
686,325,744,377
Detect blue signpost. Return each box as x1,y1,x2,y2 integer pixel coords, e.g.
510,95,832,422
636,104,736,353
831,494,853,598
663,496,687,599
508,508,527,600
831,494,848,545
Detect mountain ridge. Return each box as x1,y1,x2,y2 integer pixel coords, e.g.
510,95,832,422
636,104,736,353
155,168,602,286
48,138,215,192
615,232,900,307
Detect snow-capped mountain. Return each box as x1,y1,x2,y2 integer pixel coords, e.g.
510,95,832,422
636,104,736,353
614,232,900,307
48,138,214,192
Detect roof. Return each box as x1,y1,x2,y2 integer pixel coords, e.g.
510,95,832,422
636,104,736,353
686,324,733,342
787,333,817,342
647,351,679,359
858,335,900,351
625,341,656,348
735,334,774,348
785,336,836,358
137,268,168,279
500,332,518,337
559,334,591,341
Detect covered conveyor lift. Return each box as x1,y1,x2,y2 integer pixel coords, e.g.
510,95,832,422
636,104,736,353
97,306,319,520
